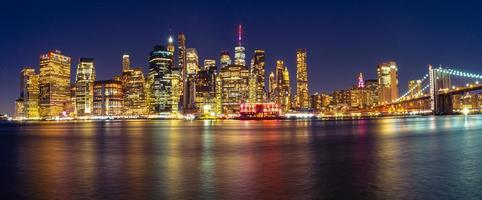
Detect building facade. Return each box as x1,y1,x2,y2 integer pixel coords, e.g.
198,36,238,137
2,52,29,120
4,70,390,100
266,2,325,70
148,45,175,114
377,61,399,104
220,64,249,115
39,50,72,119
93,80,123,116
16,67,40,119
75,58,96,117
295,49,309,110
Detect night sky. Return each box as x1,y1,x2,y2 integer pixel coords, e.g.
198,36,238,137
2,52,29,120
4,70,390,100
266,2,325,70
2,0,482,115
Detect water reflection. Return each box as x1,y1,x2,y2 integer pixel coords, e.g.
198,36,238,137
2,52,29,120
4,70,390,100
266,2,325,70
0,116,481,199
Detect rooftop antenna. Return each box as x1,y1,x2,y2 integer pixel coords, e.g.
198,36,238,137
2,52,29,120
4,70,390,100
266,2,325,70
238,24,242,45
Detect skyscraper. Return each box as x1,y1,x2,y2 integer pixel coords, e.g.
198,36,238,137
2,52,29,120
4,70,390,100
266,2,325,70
358,73,365,88
75,58,96,117
178,33,187,109
39,50,71,119
147,45,174,114
122,54,130,72
220,63,249,114
93,80,123,116
234,25,246,66
274,60,291,112
365,79,379,105
220,51,232,69
16,67,40,119
252,50,266,102
195,60,217,115
268,71,276,102
295,49,309,110
167,36,181,114
183,48,199,113
377,61,399,104
122,67,147,116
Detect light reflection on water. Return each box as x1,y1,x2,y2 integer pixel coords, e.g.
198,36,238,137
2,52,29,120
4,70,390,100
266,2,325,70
0,116,482,199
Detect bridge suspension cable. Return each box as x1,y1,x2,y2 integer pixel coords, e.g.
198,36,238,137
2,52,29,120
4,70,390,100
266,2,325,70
437,68,482,79
394,73,429,102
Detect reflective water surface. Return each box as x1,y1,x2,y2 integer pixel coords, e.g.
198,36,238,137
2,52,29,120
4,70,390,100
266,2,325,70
1,116,482,199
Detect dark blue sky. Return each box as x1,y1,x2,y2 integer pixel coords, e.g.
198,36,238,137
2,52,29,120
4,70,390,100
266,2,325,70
2,0,482,115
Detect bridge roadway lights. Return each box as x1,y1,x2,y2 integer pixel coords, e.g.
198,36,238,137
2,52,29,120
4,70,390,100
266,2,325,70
433,94,453,115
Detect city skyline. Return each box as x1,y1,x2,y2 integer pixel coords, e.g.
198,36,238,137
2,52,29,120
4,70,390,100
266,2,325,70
3,0,482,115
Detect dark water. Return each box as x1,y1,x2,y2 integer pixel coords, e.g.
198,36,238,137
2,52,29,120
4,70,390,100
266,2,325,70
1,116,482,199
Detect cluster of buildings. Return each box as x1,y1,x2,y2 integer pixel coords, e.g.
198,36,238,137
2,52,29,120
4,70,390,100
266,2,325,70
15,26,482,120
14,25,311,120
311,61,422,115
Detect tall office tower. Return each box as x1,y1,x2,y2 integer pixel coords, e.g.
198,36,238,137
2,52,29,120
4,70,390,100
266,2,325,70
358,73,365,88
220,63,250,114
39,50,71,119
93,80,123,116
365,79,379,105
234,24,246,66
268,71,276,102
204,59,216,71
408,80,422,98
220,51,232,69
122,67,147,116
281,66,291,112
75,58,96,117
122,54,130,72
274,60,291,112
214,74,222,115
295,49,309,110
178,33,187,107
248,58,257,102
377,61,399,104
195,61,217,115
16,67,40,119
183,48,199,113
148,45,174,114
252,50,266,102
167,36,181,114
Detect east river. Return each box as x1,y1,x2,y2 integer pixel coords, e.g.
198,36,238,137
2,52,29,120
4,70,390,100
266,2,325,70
1,116,482,199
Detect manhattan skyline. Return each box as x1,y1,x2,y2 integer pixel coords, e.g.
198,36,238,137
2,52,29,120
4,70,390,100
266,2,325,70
3,0,482,115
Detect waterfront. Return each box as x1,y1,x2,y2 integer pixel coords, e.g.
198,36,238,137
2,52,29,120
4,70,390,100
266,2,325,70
1,116,482,199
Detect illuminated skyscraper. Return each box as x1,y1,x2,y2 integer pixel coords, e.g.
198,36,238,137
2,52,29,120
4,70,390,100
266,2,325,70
268,71,276,102
377,61,399,104
274,60,291,112
220,64,249,114
93,80,123,116
183,48,199,113
252,50,266,102
295,49,309,110
122,54,130,72
365,79,379,105
148,45,174,114
358,73,365,88
39,50,71,119
75,58,96,117
196,60,217,115
220,51,232,69
122,67,147,116
214,74,222,115
234,25,246,66
178,33,187,108
408,79,422,98
15,67,40,119
167,36,181,114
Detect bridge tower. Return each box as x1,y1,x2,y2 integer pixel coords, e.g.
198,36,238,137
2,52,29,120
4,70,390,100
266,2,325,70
429,65,453,115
